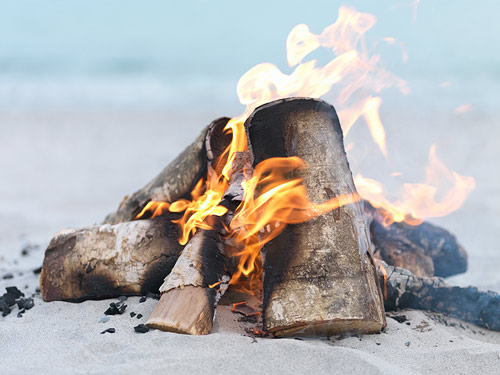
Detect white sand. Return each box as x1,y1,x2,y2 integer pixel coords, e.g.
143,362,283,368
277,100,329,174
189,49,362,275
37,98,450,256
1,109,500,374
2,266,500,375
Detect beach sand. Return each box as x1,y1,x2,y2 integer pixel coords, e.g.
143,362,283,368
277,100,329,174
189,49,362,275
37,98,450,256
1,108,499,374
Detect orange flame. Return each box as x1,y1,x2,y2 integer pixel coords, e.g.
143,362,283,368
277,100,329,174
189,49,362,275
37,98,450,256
354,145,476,226
226,157,359,292
136,6,475,293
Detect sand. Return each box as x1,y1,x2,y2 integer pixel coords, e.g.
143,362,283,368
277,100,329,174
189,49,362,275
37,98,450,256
1,108,500,374
2,266,500,375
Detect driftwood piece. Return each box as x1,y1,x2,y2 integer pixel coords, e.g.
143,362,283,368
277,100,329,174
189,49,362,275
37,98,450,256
40,215,183,302
146,228,228,335
246,97,386,337
365,201,468,278
103,118,230,224
378,261,500,331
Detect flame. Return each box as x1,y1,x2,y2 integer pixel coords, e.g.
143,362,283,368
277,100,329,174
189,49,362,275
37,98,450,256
355,145,476,226
136,6,475,293
136,201,170,219
226,157,359,292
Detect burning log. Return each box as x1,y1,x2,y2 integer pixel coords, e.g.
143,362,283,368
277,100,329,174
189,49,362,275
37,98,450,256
40,215,182,302
245,97,386,336
378,261,500,331
147,152,253,335
103,117,230,224
365,201,468,278
147,227,228,335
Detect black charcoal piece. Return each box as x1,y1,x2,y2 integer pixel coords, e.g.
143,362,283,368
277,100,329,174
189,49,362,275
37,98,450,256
136,314,143,319
0,300,11,316
104,302,127,315
33,267,42,275
390,315,407,323
2,273,13,280
130,312,136,318
146,292,160,300
134,324,149,333
100,328,116,334
139,296,147,303
6,287,24,299
35,287,41,293
17,298,34,310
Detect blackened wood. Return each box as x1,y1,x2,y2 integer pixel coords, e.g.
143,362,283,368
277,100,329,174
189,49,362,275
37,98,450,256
40,215,182,302
147,152,253,335
364,201,468,278
103,117,230,224
378,261,500,331
146,228,227,334
246,97,386,336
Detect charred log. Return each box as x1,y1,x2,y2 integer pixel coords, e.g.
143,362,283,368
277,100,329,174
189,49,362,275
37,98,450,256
146,227,228,335
365,201,468,278
103,117,230,224
245,97,386,337
378,261,500,331
40,215,182,302
147,152,253,335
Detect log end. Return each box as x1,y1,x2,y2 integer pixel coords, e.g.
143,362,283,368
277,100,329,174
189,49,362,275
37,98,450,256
146,286,215,335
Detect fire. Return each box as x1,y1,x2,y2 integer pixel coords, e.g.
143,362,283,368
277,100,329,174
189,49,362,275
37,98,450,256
137,6,475,292
354,145,476,226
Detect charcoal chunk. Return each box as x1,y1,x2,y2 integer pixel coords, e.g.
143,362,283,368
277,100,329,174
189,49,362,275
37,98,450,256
0,300,11,316
139,296,147,303
134,324,149,333
390,315,407,323
6,287,24,299
146,292,160,300
104,302,127,315
17,298,34,310
2,273,13,280
100,328,116,334
136,314,143,319
33,267,42,275
130,312,136,318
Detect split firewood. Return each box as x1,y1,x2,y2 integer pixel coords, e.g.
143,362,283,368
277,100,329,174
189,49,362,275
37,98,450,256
245,97,386,337
147,227,228,335
40,215,183,302
103,117,230,225
364,200,468,278
147,152,253,335
377,260,500,331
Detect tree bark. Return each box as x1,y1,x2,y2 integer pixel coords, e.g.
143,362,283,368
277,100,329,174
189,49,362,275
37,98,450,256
245,97,386,337
103,117,230,224
40,215,182,302
377,261,500,331
364,201,468,278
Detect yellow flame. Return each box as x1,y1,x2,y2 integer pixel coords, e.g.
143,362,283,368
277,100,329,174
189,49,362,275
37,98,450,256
136,6,475,293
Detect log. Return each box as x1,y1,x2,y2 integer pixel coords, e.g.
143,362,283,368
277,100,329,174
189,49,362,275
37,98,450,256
103,117,230,224
377,261,500,331
146,227,228,335
364,201,468,278
147,152,253,335
40,215,182,302
245,97,386,337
